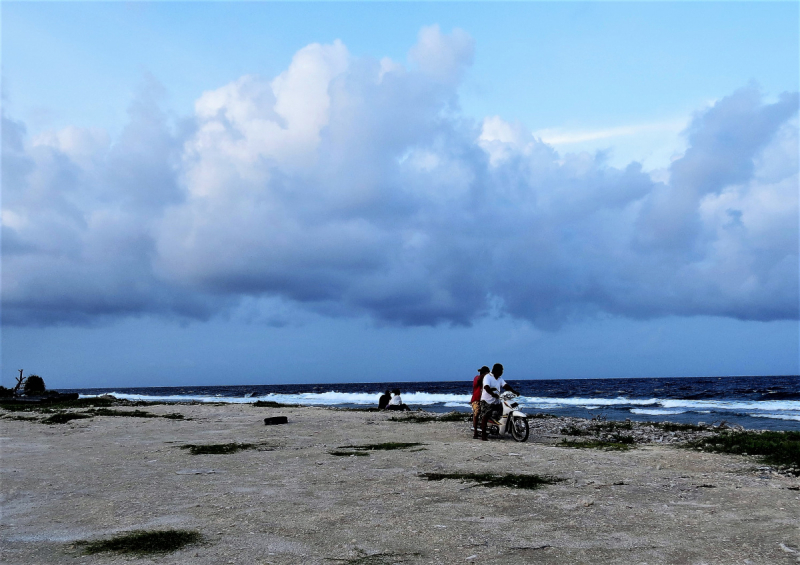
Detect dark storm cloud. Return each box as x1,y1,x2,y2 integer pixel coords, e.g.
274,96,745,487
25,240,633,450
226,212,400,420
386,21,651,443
2,28,798,328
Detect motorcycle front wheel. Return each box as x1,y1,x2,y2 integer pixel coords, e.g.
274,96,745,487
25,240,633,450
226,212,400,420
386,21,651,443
510,417,529,442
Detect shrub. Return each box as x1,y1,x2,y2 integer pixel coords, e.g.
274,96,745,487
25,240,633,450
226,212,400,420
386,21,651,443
23,375,46,395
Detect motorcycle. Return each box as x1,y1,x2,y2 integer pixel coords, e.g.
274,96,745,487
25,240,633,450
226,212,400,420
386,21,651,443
474,392,530,442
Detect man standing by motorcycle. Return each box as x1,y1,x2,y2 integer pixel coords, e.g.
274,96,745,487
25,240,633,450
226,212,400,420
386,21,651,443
477,363,520,441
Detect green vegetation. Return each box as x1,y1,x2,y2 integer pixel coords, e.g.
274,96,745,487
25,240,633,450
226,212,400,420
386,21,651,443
686,431,800,474
85,408,183,419
328,442,423,457
560,425,591,436
59,397,115,409
252,400,297,408
561,419,710,436
389,414,437,423
390,411,471,423
650,421,708,432
0,403,55,413
561,421,634,437
337,550,421,564
180,442,257,455
0,397,115,412
23,375,46,395
437,411,472,422
42,413,92,424
559,438,635,451
337,442,423,451
590,421,633,432
419,472,562,490
89,408,157,418
79,529,202,555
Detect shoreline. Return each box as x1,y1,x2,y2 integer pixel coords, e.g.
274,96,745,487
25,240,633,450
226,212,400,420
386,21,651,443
50,374,800,432
3,402,799,564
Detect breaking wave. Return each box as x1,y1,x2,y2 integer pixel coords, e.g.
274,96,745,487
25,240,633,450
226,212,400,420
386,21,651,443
83,391,800,422
630,409,688,416
747,413,800,422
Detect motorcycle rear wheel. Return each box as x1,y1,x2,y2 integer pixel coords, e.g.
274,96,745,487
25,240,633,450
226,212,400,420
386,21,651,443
510,417,529,442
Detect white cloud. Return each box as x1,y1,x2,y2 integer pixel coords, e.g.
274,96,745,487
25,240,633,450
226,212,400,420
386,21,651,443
408,25,474,85
2,29,798,329
535,120,686,145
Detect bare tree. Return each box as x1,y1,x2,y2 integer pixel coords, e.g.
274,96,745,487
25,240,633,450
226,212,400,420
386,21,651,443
13,369,24,393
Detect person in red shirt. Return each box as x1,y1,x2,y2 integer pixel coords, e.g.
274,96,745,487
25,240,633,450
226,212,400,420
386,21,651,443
471,366,491,439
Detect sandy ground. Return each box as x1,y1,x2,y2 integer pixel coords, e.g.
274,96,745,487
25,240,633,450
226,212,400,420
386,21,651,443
1,403,799,565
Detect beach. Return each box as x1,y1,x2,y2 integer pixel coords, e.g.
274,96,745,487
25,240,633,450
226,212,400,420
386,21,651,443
2,402,799,564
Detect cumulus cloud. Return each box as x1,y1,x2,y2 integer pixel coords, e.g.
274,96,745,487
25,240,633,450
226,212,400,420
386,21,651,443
2,27,798,328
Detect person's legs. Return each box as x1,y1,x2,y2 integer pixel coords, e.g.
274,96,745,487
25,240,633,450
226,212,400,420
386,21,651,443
479,400,492,440
479,402,501,440
472,402,480,438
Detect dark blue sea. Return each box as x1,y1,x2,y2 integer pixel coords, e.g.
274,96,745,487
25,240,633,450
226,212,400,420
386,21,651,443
66,375,800,431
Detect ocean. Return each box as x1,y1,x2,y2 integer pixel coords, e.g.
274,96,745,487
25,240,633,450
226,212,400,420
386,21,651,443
66,375,800,431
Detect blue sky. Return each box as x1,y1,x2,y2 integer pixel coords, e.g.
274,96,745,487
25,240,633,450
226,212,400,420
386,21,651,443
2,2,799,388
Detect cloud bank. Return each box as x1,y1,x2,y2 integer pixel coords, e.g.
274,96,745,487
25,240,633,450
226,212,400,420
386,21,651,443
3,26,798,328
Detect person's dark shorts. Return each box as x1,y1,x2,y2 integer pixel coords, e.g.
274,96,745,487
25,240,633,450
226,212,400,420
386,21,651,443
479,400,502,421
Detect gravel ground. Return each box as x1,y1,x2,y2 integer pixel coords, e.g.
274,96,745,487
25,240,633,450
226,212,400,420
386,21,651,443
2,403,799,564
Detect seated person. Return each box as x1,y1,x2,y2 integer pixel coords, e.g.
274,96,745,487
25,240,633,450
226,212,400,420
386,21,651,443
378,389,392,410
386,388,411,411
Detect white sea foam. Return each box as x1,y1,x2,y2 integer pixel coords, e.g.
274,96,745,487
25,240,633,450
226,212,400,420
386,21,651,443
630,409,688,416
517,396,661,407
81,391,800,419
83,391,470,406
659,399,800,412
81,392,253,404
747,413,800,422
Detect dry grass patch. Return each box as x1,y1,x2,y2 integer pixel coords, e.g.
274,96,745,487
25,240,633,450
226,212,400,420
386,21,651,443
420,471,561,490
78,529,202,555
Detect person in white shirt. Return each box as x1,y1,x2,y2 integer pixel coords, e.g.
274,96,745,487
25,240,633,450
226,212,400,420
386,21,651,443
477,363,519,440
386,388,411,411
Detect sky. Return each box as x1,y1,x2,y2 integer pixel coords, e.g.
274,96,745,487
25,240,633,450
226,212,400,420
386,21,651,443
2,1,799,389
